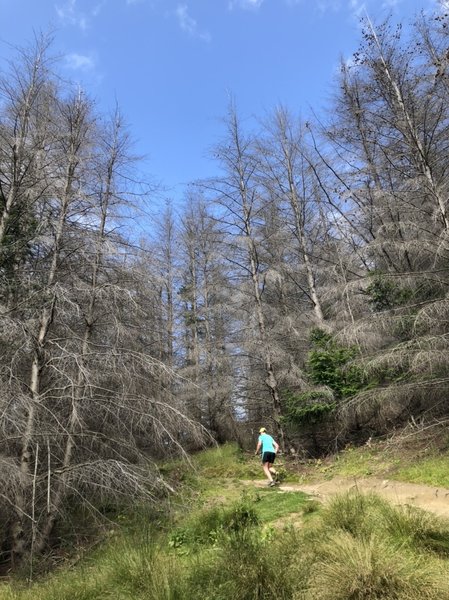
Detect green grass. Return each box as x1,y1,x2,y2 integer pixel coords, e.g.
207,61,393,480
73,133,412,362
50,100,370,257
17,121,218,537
192,443,260,479
305,441,449,490
190,442,300,483
5,441,449,599
309,444,394,480
252,488,308,522
395,455,449,488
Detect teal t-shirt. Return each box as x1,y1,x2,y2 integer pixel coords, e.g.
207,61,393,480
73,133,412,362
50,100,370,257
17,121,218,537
259,433,275,454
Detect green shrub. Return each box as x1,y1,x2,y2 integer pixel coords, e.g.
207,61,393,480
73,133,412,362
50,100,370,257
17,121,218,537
306,329,370,400
282,389,336,426
366,273,413,312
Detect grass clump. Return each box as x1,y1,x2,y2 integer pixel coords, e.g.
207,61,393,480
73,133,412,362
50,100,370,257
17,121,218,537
106,533,185,599
380,503,449,557
193,443,260,480
320,490,389,538
320,489,449,558
169,494,259,551
1,572,110,600
187,527,306,600
308,531,449,600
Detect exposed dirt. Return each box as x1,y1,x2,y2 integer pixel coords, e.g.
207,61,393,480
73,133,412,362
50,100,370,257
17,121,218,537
247,477,449,518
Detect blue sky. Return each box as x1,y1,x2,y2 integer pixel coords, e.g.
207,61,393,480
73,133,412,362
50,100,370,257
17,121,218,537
0,0,439,204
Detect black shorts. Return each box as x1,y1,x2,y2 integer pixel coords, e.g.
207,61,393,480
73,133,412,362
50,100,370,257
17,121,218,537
262,452,276,464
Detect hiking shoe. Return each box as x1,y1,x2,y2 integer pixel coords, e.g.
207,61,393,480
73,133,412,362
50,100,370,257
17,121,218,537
269,481,276,487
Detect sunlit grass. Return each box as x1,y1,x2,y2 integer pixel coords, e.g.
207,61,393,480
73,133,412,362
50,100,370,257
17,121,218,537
307,530,449,600
395,455,449,488
252,488,309,522
304,441,449,491
192,442,261,479
6,442,449,599
310,444,393,480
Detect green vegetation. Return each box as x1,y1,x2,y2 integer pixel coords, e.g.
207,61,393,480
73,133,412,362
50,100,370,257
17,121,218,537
282,329,375,430
395,455,449,489
4,442,449,599
301,437,449,489
366,272,413,312
310,443,394,479
307,329,369,400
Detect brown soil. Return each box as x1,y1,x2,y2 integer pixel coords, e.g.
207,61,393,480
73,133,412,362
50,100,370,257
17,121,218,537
248,477,449,518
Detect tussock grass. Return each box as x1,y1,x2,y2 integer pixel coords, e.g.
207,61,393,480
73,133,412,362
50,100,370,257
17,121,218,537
307,531,449,600
320,490,388,537
106,534,185,599
1,572,109,600
187,527,307,600
169,494,259,550
320,489,449,556
380,502,449,556
193,443,261,480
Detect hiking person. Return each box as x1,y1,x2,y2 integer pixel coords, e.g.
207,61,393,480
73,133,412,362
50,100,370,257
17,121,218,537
255,427,280,486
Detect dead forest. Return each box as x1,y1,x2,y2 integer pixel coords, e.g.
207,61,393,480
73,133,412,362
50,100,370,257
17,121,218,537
1,10,449,567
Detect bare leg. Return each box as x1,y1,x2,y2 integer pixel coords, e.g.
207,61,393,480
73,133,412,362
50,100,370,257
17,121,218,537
263,462,273,482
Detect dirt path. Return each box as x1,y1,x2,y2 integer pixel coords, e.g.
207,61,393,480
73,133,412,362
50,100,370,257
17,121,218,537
247,477,449,518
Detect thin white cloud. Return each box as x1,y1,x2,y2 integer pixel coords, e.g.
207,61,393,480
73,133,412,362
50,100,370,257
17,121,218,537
228,0,264,9
65,52,96,70
175,4,211,41
92,1,106,16
55,0,87,29
317,0,342,12
55,0,105,30
348,0,368,17
286,0,358,15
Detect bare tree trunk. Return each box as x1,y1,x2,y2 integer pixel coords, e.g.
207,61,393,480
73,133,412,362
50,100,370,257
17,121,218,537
337,67,413,272
34,110,125,552
231,108,286,448
11,94,90,563
287,163,325,324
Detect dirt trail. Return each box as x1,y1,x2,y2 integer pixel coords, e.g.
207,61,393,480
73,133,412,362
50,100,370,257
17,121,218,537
248,477,449,518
